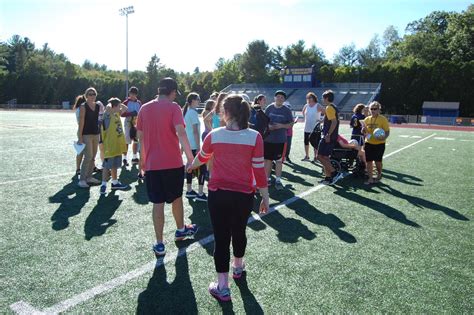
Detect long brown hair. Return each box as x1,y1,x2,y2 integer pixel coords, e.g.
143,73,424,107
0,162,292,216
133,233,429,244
73,94,86,110
183,92,200,117
213,92,228,117
223,94,250,130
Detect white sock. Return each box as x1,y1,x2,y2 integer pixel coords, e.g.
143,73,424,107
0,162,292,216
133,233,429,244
133,154,138,159
112,179,119,185
276,176,281,182
101,181,107,186
177,226,185,232
123,154,127,160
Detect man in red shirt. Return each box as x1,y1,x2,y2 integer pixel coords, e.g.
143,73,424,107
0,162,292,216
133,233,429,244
137,77,198,257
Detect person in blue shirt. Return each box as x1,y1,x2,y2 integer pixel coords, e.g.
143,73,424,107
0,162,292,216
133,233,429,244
350,103,366,145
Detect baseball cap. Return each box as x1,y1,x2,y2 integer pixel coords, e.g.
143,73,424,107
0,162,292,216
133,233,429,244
158,77,181,95
274,90,287,99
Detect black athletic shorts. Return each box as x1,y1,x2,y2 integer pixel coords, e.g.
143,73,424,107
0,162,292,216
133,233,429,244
317,138,336,157
145,166,185,204
264,142,285,161
304,132,321,148
365,143,385,162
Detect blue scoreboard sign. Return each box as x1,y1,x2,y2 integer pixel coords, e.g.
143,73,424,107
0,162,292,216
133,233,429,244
281,66,316,88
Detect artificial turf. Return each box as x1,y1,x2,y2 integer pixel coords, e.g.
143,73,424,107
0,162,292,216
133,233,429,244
0,110,472,313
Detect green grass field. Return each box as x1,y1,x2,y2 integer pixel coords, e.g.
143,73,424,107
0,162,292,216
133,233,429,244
1,110,473,314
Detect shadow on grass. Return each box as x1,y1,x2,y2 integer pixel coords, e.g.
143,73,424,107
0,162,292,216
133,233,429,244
136,251,199,314
334,186,421,227
286,198,357,243
381,169,424,186
377,183,469,221
234,273,264,315
184,197,214,256
84,191,122,240
50,179,90,231
285,161,322,178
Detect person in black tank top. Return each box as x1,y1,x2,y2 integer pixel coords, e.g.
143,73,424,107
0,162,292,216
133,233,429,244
77,87,102,188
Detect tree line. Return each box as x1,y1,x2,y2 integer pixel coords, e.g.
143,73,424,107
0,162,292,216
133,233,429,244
0,5,472,116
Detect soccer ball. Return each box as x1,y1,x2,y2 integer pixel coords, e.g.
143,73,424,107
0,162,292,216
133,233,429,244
349,139,359,146
373,128,386,140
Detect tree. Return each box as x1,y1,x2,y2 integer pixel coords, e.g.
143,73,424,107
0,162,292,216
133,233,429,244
240,40,273,83
446,5,474,62
358,35,382,68
333,43,358,66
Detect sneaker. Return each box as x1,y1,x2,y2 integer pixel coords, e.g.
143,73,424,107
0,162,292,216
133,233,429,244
111,182,129,190
152,242,166,257
274,180,284,190
195,193,208,202
100,184,107,195
123,159,129,167
208,282,231,302
132,158,139,164
175,224,198,241
137,173,145,180
185,190,198,198
232,263,246,279
318,177,331,185
78,180,89,188
93,166,102,173
301,157,310,162
87,177,101,185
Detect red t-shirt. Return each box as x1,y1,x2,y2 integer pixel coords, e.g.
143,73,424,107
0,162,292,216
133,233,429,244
136,98,184,171
197,127,267,193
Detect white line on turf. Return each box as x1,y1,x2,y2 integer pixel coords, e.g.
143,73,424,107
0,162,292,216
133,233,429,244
10,133,436,314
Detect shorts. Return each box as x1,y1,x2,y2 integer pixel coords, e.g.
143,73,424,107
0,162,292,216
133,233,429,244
264,142,285,161
125,123,137,144
317,138,336,157
304,132,321,148
365,143,385,162
145,166,185,204
103,156,122,169
351,134,364,146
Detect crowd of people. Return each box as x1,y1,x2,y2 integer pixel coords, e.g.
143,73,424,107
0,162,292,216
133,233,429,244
73,77,390,302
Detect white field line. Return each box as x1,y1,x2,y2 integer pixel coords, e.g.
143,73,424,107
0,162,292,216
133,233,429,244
9,133,436,314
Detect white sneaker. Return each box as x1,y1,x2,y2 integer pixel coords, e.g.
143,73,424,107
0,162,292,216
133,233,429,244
78,180,89,188
87,177,101,185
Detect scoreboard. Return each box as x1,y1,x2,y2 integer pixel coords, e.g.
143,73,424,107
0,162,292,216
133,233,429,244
281,66,316,88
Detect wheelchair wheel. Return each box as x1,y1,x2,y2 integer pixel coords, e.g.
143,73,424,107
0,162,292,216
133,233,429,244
330,159,341,172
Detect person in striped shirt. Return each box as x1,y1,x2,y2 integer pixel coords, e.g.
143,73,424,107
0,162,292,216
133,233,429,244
188,94,270,302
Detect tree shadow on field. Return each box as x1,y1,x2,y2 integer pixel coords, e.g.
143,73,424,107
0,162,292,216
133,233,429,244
50,179,90,231
84,191,122,240
381,169,424,186
377,183,469,221
334,187,421,227
136,251,199,314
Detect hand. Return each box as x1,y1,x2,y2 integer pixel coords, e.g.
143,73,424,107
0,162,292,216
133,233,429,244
78,137,83,145
259,196,270,214
185,160,193,173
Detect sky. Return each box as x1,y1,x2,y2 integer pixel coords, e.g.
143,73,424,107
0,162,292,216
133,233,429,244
0,0,470,73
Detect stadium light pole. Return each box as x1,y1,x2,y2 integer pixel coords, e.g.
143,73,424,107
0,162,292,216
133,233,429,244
119,6,134,98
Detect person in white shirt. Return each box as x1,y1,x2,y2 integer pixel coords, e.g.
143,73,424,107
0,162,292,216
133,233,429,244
301,92,324,162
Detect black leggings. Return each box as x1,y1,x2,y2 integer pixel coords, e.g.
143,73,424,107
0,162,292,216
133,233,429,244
186,150,206,185
208,189,254,273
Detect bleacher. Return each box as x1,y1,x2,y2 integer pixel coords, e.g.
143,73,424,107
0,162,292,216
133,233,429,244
221,82,381,112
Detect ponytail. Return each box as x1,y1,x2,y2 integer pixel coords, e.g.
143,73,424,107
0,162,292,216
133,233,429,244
223,94,250,130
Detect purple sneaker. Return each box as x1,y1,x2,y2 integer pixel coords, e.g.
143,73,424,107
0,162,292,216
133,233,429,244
208,282,231,302
175,224,198,241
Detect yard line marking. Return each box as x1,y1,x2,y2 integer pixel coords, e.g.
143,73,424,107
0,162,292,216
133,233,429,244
433,137,455,140
10,133,436,314
384,133,436,158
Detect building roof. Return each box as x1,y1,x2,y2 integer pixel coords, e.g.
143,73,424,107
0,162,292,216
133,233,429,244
422,101,460,110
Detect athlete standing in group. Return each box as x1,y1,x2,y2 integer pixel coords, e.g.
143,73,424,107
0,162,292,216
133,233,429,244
188,94,269,302
301,92,323,162
183,92,207,202
122,86,142,166
136,77,198,256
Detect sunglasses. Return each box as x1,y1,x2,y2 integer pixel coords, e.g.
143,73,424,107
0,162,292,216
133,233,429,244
370,108,379,110
87,93,96,97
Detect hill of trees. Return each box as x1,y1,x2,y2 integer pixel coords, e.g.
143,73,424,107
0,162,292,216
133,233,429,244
0,5,472,116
